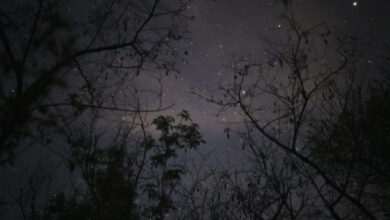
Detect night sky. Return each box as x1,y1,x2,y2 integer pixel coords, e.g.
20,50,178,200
156,0,390,164
1,0,390,218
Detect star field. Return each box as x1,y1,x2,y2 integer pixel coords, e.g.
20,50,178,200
151,0,390,163
1,0,390,219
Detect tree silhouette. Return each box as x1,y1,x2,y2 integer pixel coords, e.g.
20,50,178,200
307,79,390,219
0,0,195,219
42,110,204,220
197,10,387,219
0,0,192,164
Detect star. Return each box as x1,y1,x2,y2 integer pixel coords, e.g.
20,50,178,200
352,1,358,7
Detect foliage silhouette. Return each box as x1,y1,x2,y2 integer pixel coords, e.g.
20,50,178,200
43,111,204,220
308,79,390,219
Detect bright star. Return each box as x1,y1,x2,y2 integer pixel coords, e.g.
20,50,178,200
352,1,358,7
